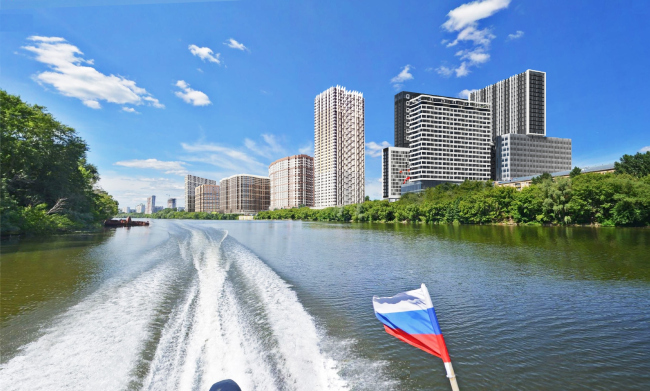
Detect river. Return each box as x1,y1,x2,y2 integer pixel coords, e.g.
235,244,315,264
1,221,649,390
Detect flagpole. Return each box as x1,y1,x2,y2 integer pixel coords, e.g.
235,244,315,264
444,361,460,391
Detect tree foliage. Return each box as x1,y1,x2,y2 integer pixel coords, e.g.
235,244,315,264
257,174,650,227
1,90,118,235
117,208,240,220
614,151,650,178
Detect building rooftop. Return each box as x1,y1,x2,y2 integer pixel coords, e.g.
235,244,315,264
497,162,615,185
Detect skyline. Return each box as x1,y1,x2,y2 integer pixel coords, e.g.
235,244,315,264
2,0,649,208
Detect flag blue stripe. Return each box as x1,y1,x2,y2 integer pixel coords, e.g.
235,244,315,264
375,309,442,335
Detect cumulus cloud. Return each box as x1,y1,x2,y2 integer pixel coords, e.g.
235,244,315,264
459,89,478,99
640,146,650,153
114,158,188,175
121,107,140,114
224,38,249,52
22,36,163,109
365,177,383,201
174,80,211,106
188,44,221,64
391,65,414,89
365,141,390,158
437,0,511,77
507,30,525,40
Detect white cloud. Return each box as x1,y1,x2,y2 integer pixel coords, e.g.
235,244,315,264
224,38,249,52
442,0,511,32
299,141,314,156
174,80,211,106
437,0,510,78
459,89,477,99
365,177,383,201
98,174,185,209
22,36,163,109
121,107,140,114
181,142,267,175
243,133,285,159
391,65,414,88
365,141,390,158
507,30,525,40
188,44,221,64
114,158,188,175
640,146,650,153
197,68,204,73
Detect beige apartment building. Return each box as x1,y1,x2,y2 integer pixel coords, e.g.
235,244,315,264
195,184,220,213
314,86,365,207
184,174,216,212
269,154,314,209
220,174,270,215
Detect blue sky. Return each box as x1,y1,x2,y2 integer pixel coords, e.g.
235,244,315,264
2,0,649,208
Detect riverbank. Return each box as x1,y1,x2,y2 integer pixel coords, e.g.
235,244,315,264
257,172,650,227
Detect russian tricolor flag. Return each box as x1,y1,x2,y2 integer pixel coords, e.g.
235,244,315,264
373,284,459,390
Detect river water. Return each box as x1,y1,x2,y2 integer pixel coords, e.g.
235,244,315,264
1,221,649,390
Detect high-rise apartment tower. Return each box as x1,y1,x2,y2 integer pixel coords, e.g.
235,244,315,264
314,86,365,207
184,174,217,212
146,195,156,214
394,91,423,148
195,184,220,213
269,154,314,209
220,174,270,215
382,147,410,201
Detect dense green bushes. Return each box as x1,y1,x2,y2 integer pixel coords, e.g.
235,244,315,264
1,90,118,235
117,208,240,220
257,170,650,227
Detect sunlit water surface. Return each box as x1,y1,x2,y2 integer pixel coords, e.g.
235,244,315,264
1,221,649,390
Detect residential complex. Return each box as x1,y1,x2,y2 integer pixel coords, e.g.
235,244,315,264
184,174,217,212
497,163,614,190
496,134,572,181
401,95,492,193
269,154,314,209
167,198,177,209
146,195,156,214
195,184,220,213
394,91,424,148
469,69,546,137
469,69,572,180
135,203,145,214
314,86,365,207
220,174,270,215
381,147,409,201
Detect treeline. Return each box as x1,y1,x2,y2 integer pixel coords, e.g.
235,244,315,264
257,153,650,227
117,208,240,220
1,90,119,235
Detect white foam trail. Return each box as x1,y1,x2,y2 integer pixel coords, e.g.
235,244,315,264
228,238,349,390
143,228,278,390
0,257,177,390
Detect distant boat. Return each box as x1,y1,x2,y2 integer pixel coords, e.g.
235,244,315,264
104,216,149,227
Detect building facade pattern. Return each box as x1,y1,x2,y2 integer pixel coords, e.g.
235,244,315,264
184,175,217,212
146,195,156,214
220,174,270,215
469,69,546,138
314,86,365,207
394,91,423,148
382,147,410,201
269,154,314,209
195,184,220,213
404,95,492,190
496,134,572,181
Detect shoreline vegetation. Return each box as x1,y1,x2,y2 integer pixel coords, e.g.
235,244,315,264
1,91,119,236
116,209,240,220
257,155,650,227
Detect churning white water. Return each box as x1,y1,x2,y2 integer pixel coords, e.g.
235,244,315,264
1,225,350,390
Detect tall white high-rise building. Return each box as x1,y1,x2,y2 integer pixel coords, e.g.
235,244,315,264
314,86,365,207
146,195,156,214
402,95,492,193
469,69,546,138
185,174,217,212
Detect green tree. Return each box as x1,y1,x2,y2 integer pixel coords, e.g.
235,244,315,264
531,172,553,185
569,166,582,178
614,151,650,178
